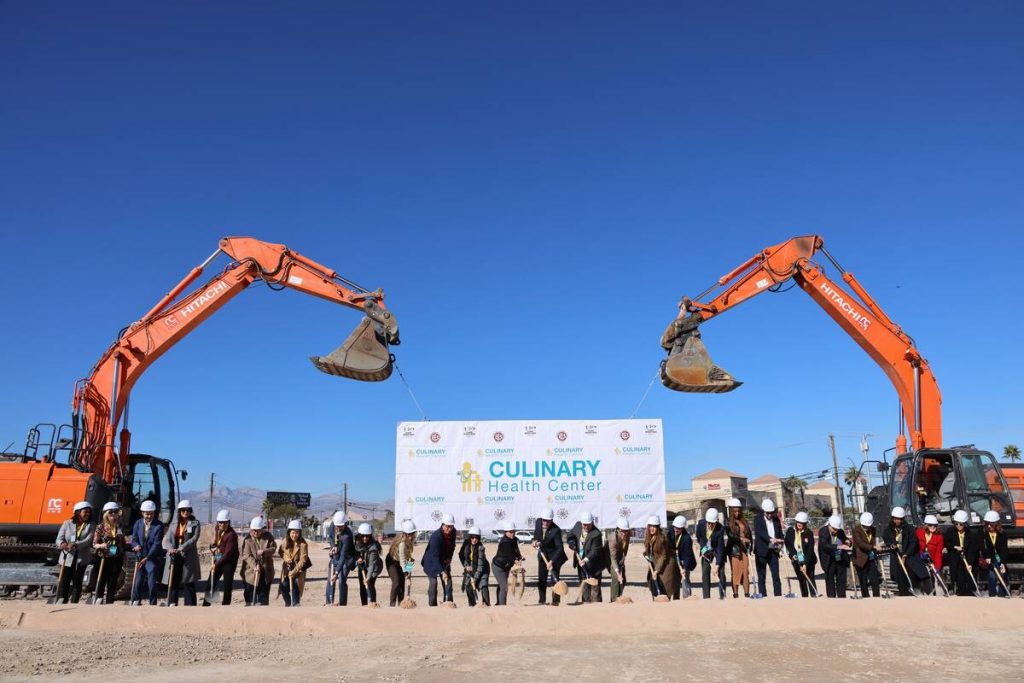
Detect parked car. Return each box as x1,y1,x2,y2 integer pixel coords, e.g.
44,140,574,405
514,530,534,544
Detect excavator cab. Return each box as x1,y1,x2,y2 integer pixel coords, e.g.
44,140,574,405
125,454,182,527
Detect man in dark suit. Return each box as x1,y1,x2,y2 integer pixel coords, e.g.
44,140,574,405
694,508,726,599
882,506,924,596
421,513,457,606
130,499,165,605
943,509,979,595
818,514,852,598
567,512,605,602
668,515,696,599
753,498,784,597
533,507,567,605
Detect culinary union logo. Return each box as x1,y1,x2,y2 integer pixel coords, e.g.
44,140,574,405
430,432,441,443
619,430,631,441
556,431,568,442
430,510,442,523
494,508,506,520
493,431,505,443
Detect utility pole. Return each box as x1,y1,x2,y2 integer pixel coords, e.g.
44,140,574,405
208,473,215,524
343,483,348,515
829,434,844,518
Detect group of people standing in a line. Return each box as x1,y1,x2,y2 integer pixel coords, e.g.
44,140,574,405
54,496,1013,607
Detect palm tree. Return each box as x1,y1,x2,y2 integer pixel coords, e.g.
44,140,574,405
844,466,861,508
1004,444,1021,463
782,475,808,511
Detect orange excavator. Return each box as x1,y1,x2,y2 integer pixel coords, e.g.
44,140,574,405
0,237,399,593
659,235,1021,585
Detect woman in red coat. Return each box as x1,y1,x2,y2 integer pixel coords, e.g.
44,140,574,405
916,514,944,595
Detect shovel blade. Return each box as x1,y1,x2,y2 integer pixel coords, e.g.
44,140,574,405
661,333,742,393
311,317,393,381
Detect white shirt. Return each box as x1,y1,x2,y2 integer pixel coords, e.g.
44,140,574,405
765,515,776,539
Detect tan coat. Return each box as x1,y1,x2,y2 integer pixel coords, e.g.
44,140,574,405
278,538,308,595
645,530,681,598
239,531,277,585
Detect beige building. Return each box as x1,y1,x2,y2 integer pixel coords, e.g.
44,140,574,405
666,470,841,522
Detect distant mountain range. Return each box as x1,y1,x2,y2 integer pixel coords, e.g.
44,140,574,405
179,484,392,524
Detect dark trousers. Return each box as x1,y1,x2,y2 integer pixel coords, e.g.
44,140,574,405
856,562,881,597
701,558,725,599
358,568,378,605
94,555,123,603
756,553,782,596
947,558,976,596
280,573,303,606
132,559,160,604
537,559,561,605
210,560,236,605
823,561,848,598
427,570,453,606
578,568,601,603
984,566,1008,597
793,561,817,597
890,556,916,596
57,562,87,603
464,572,491,606
386,558,406,606
493,565,511,605
244,574,270,605
325,564,350,605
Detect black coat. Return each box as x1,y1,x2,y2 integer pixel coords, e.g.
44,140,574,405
569,525,605,573
979,528,1009,567
668,527,697,572
943,526,979,568
536,523,567,568
817,526,851,569
882,522,927,579
784,526,817,566
694,521,726,565
492,535,522,572
753,514,784,561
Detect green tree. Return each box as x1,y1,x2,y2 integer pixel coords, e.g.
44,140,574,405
844,466,861,507
1004,444,1021,463
782,475,808,511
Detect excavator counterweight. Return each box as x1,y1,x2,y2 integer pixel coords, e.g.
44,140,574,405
311,317,394,381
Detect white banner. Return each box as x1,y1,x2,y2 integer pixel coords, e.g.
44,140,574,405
394,419,665,532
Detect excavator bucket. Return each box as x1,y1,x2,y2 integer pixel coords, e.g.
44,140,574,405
311,317,393,381
661,333,742,393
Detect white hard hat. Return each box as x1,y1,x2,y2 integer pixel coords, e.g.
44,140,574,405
176,499,192,510
73,501,91,512
953,510,969,524
441,513,456,526
287,520,302,531
828,514,842,530
249,516,266,530
859,512,874,526
705,508,719,523
503,520,517,532
579,512,593,525
401,520,417,534
140,500,157,513
795,511,809,524
332,511,348,526
616,517,631,531
357,522,373,535
468,526,481,536
761,499,776,513
216,509,230,522
923,514,938,526
646,515,661,527
672,515,687,529
726,498,741,508
983,510,1000,524
890,506,906,519
539,507,554,521
102,502,120,513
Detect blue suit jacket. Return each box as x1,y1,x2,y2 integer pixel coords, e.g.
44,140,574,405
132,518,166,564
421,528,456,577
694,520,726,565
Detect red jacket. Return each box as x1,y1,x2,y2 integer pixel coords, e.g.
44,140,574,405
916,528,944,570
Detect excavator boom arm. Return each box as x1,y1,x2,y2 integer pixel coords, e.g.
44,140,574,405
72,237,399,482
660,235,940,453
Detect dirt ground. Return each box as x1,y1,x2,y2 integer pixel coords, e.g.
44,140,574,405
3,540,1023,681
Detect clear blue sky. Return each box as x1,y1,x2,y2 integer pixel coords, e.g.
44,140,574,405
2,2,1021,501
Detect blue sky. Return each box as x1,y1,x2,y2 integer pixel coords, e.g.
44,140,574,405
2,2,1021,501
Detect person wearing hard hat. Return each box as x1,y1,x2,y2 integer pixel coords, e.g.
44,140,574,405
162,500,201,606
818,514,852,598
882,506,923,596
695,509,726,599
354,523,383,605
326,511,356,606
644,516,680,600
668,516,696,599
459,526,491,606
240,516,276,606
915,514,944,595
208,509,238,605
278,520,309,607
784,511,818,598
851,512,882,597
386,520,418,607
724,499,752,599
978,510,1009,597
422,514,458,606
92,502,127,604
130,500,165,605
753,498,784,597
567,512,604,603
943,510,979,596
532,507,568,606
491,521,523,606
55,501,94,603
608,518,632,602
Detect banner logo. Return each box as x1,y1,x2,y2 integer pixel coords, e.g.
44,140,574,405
557,431,567,442
401,425,416,437
493,431,505,443
430,432,441,443
494,509,506,521
620,430,631,441
457,461,483,492
523,425,537,436
463,425,477,436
